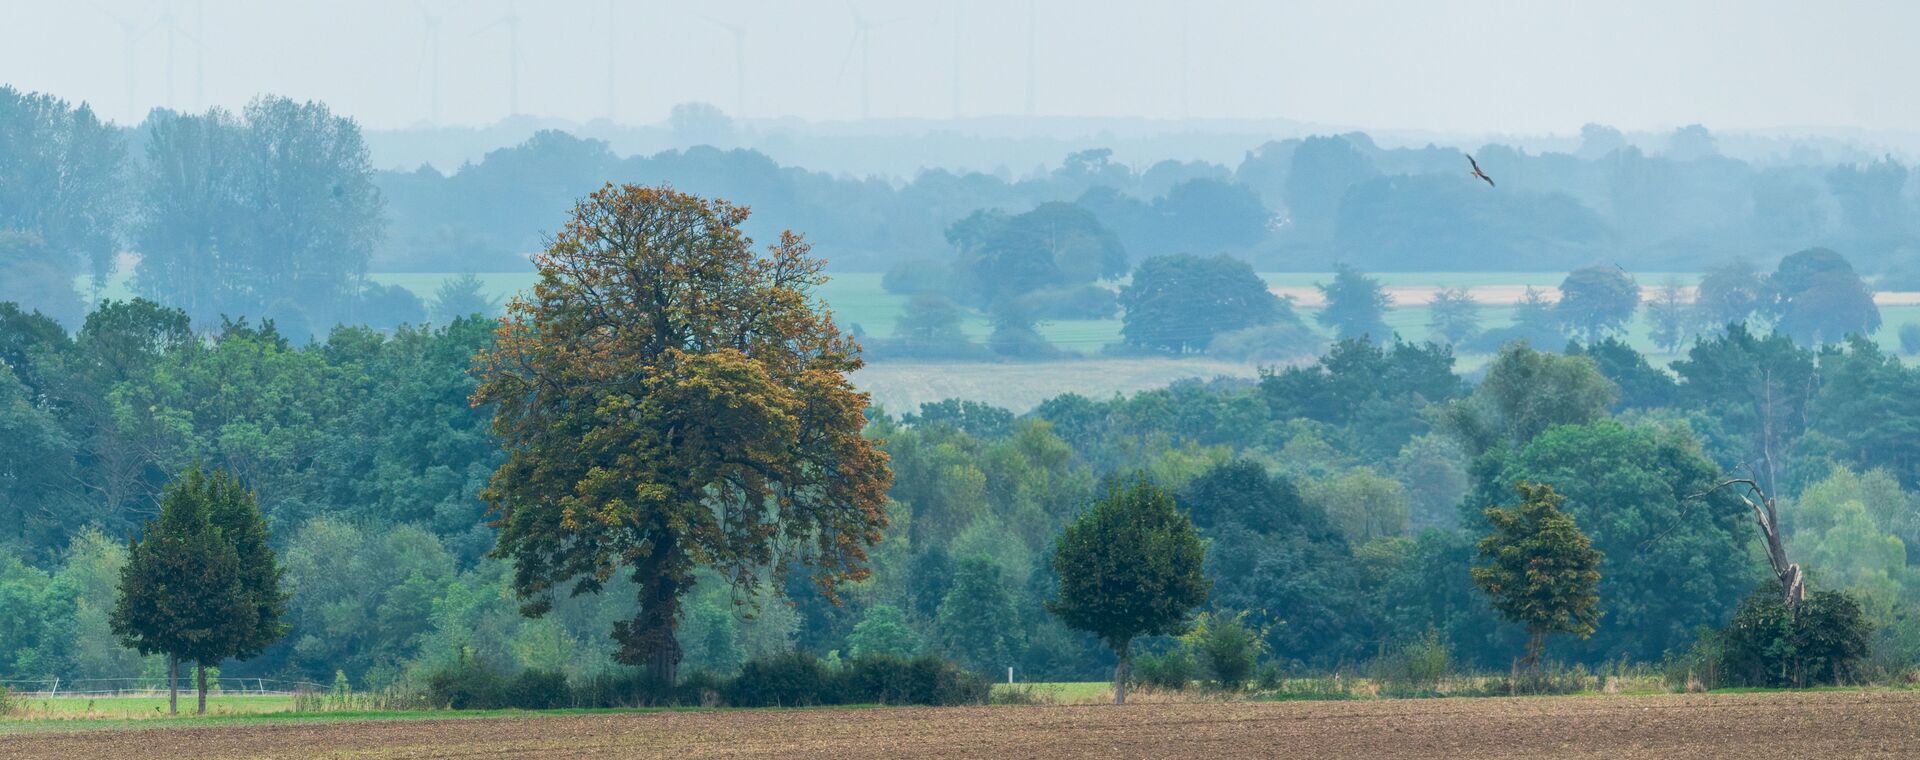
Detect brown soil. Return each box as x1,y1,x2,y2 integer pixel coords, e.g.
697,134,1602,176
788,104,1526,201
7,690,1920,759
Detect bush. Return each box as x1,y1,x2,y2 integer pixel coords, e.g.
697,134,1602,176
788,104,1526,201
839,655,992,706
1183,611,1267,690
1662,626,1724,692
426,655,508,709
505,669,571,710
1131,649,1196,691
1719,586,1872,688
0,685,12,716
726,651,836,707
1504,662,1592,696
1373,629,1453,696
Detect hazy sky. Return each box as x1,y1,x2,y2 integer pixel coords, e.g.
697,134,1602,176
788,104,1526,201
5,0,1917,134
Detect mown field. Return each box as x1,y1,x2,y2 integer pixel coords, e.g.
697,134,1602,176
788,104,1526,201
6,690,1918,759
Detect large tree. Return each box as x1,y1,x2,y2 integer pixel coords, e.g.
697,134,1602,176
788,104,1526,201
1555,265,1640,341
1048,477,1209,704
1472,481,1602,669
1766,248,1880,346
472,184,891,682
0,87,125,292
1120,253,1289,354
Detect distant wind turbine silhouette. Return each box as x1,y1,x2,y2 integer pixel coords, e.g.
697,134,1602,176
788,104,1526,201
86,2,154,120
414,0,466,124
840,1,906,119
698,13,748,117
473,2,523,118
151,2,202,111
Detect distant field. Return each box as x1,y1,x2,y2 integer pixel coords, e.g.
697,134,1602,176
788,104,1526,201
7,690,1919,759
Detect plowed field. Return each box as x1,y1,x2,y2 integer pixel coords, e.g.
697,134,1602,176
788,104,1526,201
7,690,1919,759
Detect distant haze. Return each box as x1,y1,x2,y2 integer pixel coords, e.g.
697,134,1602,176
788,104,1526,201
7,0,1920,137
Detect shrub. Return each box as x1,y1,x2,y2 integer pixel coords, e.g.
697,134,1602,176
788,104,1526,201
426,655,508,709
1504,661,1593,696
1374,629,1453,696
1719,586,1872,688
505,669,571,710
1183,611,1267,690
1254,662,1284,691
1131,648,1196,691
726,652,837,707
0,685,12,716
840,655,991,706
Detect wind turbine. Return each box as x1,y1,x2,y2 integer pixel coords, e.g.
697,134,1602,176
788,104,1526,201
474,1,523,118
697,13,747,117
150,2,202,112
1023,0,1037,117
604,0,618,121
415,1,466,124
87,2,154,121
839,2,906,120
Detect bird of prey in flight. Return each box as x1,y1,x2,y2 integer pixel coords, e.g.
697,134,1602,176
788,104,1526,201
1467,154,1495,187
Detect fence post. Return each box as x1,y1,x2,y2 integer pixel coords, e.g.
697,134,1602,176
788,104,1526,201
50,677,58,698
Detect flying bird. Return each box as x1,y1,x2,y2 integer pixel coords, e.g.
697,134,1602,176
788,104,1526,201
1467,154,1495,187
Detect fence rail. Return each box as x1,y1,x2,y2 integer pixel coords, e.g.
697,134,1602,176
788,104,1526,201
0,677,329,699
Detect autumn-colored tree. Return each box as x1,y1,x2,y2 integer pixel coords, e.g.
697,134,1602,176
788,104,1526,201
472,184,891,682
1471,481,1603,670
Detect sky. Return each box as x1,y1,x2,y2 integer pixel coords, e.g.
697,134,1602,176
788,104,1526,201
4,0,1918,136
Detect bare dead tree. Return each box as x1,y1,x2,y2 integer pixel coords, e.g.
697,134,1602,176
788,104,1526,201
1693,370,1805,615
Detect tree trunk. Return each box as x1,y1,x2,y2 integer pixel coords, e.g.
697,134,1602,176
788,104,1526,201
1524,628,1545,673
1113,641,1130,705
168,655,179,715
649,634,682,688
196,663,207,715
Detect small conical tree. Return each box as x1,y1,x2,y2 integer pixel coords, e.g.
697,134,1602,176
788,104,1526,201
1048,477,1209,705
1471,481,1603,670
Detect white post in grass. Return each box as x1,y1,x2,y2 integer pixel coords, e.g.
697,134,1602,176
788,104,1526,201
1007,667,1014,685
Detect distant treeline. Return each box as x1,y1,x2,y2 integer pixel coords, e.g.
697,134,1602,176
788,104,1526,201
7,85,1920,345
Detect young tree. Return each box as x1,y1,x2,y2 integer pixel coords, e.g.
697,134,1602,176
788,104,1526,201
1314,264,1392,340
1048,478,1209,704
1426,287,1482,346
1645,280,1693,352
1471,482,1603,670
1555,265,1640,341
430,273,499,323
110,467,260,714
472,185,891,683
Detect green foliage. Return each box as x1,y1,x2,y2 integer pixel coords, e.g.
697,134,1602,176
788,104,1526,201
1372,629,1454,695
1443,343,1617,457
429,273,499,324
948,203,1127,309
847,605,924,660
1314,265,1392,340
1130,649,1196,690
936,556,1022,672
1718,585,1872,688
1181,611,1268,690
1472,482,1603,665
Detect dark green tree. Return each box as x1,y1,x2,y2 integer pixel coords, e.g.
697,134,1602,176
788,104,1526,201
1047,478,1209,704
110,467,258,714
935,556,1022,673
1315,264,1392,340
1471,482,1602,669
1120,253,1289,353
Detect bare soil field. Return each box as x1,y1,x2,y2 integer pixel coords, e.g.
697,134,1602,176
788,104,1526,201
8,690,1920,759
